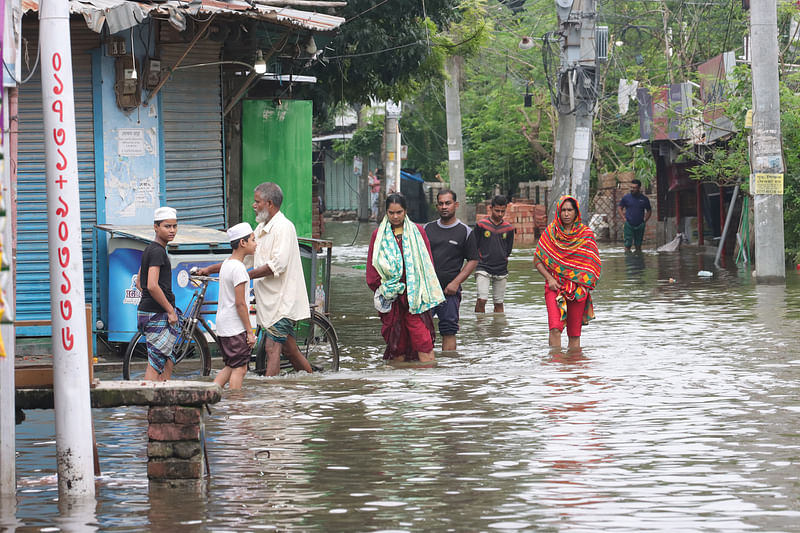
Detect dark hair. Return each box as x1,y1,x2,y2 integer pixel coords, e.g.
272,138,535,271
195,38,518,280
437,189,457,202
230,234,252,250
385,192,407,210
491,195,508,207
631,179,642,187
561,197,578,211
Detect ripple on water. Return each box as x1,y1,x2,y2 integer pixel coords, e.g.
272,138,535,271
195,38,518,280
11,238,800,532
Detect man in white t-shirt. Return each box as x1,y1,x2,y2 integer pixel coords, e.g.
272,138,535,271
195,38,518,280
213,222,258,390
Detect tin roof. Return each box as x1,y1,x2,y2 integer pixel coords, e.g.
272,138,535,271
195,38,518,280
23,0,345,34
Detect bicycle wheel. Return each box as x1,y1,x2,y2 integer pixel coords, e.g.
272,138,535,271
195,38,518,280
297,311,339,372
122,328,211,380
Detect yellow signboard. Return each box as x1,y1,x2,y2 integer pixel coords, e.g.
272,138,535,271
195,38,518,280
753,173,784,195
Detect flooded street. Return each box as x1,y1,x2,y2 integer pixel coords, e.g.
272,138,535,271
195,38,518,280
8,220,800,532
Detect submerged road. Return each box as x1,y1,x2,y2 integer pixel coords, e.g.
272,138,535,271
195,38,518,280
9,221,800,532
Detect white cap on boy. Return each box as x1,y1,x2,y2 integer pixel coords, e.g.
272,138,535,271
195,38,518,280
227,222,253,242
154,206,177,222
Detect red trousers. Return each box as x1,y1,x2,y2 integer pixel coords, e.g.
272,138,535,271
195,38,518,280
544,286,587,338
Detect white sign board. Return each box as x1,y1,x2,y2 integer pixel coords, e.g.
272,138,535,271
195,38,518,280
117,128,145,157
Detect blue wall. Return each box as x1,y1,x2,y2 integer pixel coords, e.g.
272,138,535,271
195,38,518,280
98,23,163,225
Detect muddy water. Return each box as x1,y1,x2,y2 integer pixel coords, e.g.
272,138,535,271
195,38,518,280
8,221,800,532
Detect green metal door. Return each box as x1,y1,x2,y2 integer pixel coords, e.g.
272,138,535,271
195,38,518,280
241,100,312,237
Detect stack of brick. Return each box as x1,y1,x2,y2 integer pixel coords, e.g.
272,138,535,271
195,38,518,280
312,198,324,238
147,405,206,480
475,201,548,245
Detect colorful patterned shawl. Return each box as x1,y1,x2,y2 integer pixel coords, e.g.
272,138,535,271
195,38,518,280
534,196,601,325
372,216,444,315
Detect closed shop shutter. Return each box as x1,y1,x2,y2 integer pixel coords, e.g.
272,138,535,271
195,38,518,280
16,23,99,329
160,39,225,228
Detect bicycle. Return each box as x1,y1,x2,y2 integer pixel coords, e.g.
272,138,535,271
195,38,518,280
122,274,340,380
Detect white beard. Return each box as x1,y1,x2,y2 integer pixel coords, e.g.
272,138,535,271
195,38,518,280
256,209,271,224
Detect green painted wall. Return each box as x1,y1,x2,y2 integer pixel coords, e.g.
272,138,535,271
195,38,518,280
241,100,312,237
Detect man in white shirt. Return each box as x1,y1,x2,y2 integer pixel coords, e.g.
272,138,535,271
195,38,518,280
247,182,313,376
198,183,313,376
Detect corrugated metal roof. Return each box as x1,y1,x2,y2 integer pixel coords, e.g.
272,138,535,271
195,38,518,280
24,0,345,34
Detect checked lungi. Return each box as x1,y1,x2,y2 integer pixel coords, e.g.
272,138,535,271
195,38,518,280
137,310,180,374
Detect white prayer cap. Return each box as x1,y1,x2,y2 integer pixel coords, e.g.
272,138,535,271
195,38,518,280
154,206,177,222
227,222,253,242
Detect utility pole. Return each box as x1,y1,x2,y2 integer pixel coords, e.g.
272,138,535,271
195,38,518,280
40,0,96,497
384,101,402,196
750,0,785,282
444,55,466,220
0,92,14,496
356,104,369,221
550,0,597,221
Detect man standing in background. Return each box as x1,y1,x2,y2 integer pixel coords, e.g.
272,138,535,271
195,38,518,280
368,169,381,221
474,196,514,313
425,190,478,352
618,179,652,252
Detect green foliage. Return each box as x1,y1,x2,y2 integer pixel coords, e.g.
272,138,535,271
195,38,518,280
308,0,462,118
778,72,800,263
333,116,383,162
462,81,547,201
400,84,449,179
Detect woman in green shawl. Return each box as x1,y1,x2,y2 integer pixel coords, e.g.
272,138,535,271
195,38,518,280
366,194,444,362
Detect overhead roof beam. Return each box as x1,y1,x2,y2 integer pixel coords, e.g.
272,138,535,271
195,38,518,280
143,14,217,105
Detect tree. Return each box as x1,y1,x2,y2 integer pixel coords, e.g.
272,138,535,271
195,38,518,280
307,0,462,119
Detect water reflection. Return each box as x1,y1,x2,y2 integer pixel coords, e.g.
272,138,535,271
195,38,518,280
56,496,98,532
0,496,19,531
10,222,800,531
623,250,646,278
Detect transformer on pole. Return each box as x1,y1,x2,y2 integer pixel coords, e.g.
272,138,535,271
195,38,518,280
550,0,598,221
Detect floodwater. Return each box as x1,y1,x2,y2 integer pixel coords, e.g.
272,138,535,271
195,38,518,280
7,220,800,532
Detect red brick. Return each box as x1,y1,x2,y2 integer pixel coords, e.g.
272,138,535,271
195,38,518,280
148,423,200,441
148,406,175,424
148,458,203,480
174,407,201,424
148,441,174,458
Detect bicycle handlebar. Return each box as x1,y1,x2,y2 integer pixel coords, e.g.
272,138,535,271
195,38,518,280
190,274,218,283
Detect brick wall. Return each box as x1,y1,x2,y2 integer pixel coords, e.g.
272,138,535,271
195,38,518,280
475,200,548,246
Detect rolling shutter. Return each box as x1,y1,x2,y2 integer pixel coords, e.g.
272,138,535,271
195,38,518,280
16,24,99,329
160,40,225,227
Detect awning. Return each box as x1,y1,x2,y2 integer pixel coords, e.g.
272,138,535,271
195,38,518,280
23,0,345,34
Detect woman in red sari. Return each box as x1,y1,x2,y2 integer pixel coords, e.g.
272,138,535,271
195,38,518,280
366,194,444,362
534,196,601,350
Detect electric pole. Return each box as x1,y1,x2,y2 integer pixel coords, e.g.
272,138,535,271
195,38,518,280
550,0,598,221
356,104,370,221
444,55,466,220
750,0,785,282
384,101,402,196
40,0,96,496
